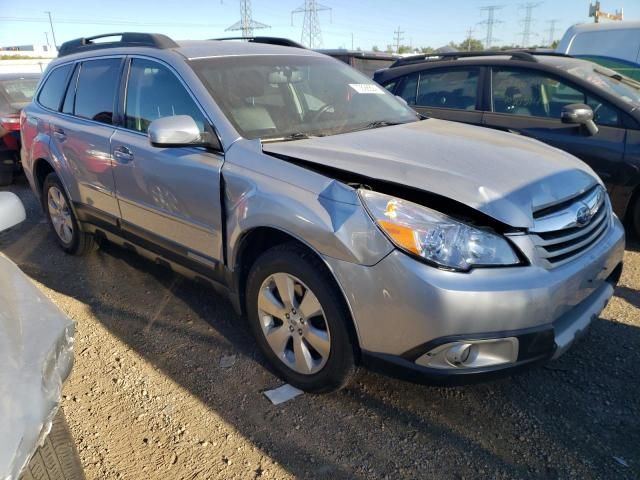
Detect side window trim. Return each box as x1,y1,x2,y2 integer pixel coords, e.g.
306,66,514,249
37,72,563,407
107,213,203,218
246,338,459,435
120,55,224,151
61,62,80,114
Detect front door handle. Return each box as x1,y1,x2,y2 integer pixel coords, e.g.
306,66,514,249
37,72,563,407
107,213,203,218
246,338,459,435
52,127,66,141
113,146,134,163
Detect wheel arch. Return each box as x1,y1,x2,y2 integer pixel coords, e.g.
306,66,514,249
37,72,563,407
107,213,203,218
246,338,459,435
232,225,363,353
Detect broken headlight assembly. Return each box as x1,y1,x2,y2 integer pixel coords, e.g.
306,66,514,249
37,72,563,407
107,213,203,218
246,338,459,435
359,190,520,271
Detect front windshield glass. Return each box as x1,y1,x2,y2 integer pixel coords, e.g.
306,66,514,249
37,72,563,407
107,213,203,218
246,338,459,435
564,64,640,105
190,54,418,140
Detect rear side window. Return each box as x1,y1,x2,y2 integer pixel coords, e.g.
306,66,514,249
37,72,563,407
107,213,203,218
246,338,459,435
74,59,121,125
416,68,479,110
124,58,206,133
38,64,72,111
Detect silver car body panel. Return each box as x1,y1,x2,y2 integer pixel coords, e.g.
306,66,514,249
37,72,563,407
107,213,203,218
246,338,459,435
0,253,74,479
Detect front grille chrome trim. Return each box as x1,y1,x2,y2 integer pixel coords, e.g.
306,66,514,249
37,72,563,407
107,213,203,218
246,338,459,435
530,185,610,268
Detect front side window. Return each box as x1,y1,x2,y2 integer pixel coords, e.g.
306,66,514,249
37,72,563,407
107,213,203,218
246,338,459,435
125,58,207,133
396,73,418,105
38,64,72,111
492,68,620,126
190,55,418,140
416,68,479,110
74,58,121,125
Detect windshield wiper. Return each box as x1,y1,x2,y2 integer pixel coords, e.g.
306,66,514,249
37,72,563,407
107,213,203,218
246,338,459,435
262,132,317,143
364,120,404,129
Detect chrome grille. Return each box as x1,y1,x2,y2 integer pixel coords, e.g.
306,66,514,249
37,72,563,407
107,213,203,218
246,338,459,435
530,185,610,268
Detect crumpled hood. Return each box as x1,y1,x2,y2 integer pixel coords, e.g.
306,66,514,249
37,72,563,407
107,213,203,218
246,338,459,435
263,119,600,228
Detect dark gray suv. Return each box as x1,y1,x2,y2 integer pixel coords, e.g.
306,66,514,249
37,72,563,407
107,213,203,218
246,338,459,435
21,33,625,392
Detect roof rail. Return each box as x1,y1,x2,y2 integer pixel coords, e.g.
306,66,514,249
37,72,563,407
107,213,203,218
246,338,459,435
58,32,179,57
388,50,556,68
212,37,306,49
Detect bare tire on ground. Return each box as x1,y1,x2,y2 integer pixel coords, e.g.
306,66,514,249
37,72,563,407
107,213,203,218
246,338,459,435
43,172,97,255
246,243,357,393
21,408,85,480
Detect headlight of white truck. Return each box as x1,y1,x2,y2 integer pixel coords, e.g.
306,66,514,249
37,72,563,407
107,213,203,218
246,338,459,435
359,190,520,271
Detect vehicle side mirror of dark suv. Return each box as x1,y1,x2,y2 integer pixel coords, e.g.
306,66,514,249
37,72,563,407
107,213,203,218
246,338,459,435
561,104,599,136
148,115,221,150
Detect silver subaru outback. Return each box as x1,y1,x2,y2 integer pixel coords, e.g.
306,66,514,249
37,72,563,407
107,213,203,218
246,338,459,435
21,33,625,392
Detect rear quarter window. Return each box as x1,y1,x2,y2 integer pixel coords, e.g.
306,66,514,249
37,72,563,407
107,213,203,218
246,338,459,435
38,64,73,111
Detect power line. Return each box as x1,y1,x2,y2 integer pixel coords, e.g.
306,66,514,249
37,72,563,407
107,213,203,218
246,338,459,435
545,19,560,46
479,5,503,49
465,26,475,51
519,2,542,48
291,0,332,49
225,0,270,37
393,26,404,53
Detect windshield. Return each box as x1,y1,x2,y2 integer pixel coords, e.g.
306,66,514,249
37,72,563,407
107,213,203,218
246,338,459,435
564,64,640,105
190,54,418,140
0,78,39,105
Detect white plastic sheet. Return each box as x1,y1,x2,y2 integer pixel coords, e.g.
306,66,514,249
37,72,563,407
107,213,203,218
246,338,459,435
0,253,74,479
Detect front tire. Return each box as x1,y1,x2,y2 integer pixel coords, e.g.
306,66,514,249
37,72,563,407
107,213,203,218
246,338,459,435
246,243,357,393
43,172,96,255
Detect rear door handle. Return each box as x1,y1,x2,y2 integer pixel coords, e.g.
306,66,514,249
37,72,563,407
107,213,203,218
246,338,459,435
52,127,66,141
113,146,134,163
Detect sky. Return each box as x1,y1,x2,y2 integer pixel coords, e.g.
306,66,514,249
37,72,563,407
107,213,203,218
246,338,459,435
1,0,639,51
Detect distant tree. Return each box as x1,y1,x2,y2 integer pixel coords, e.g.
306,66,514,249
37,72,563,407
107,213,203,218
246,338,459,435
372,45,380,52
456,38,484,52
385,44,394,53
550,39,560,49
397,44,413,54
420,46,435,54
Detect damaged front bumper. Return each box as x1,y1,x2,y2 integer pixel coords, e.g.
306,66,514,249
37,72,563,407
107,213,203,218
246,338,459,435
323,215,625,385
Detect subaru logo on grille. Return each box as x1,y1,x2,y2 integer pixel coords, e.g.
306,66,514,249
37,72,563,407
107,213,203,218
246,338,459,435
576,205,592,227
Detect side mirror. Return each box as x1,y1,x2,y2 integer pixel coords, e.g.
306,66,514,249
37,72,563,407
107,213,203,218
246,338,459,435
0,192,26,233
561,104,599,136
148,115,221,150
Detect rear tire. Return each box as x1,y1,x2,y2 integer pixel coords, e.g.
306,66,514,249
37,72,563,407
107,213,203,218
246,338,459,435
21,408,85,480
246,243,357,393
43,172,97,255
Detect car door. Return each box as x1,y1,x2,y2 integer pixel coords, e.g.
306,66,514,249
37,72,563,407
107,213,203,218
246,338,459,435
49,58,122,218
393,67,483,125
482,66,626,191
110,57,224,267
50,58,123,221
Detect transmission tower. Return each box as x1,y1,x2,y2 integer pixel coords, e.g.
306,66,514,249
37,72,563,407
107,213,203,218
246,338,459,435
479,5,504,49
393,26,405,53
225,0,270,37
292,0,332,48
519,2,542,48
545,19,559,46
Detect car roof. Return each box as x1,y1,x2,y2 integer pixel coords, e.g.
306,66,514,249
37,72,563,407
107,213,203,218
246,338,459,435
176,40,322,60
374,52,599,81
563,21,640,34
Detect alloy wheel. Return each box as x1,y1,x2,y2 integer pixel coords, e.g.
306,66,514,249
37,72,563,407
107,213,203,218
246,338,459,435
47,186,74,244
258,272,331,375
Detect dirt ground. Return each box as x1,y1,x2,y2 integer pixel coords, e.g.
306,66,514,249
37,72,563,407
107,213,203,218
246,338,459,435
2,177,639,480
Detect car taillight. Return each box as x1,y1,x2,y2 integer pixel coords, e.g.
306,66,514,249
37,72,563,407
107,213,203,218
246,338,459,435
0,114,21,133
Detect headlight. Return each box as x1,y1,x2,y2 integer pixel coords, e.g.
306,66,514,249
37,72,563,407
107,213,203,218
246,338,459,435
359,190,520,271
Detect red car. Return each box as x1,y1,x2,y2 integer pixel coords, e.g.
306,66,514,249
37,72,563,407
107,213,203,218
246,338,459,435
0,73,41,186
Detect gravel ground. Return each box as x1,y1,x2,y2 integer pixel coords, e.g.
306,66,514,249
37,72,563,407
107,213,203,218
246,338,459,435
2,177,639,480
